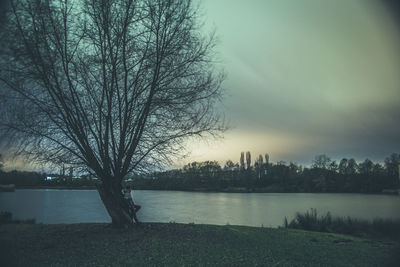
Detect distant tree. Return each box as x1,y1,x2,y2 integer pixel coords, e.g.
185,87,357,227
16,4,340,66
289,162,300,174
224,160,235,171
328,161,338,172
346,159,357,175
246,151,251,170
234,163,240,170
265,153,269,165
199,161,221,174
0,154,3,171
254,154,263,178
183,162,199,172
269,162,290,189
384,153,400,178
312,154,331,169
358,159,373,175
0,0,224,227
338,158,348,175
257,155,264,166
240,152,245,170
373,163,384,175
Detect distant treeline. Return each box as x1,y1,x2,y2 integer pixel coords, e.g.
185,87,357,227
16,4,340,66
0,170,46,186
0,154,97,187
0,170,98,187
133,153,400,193
0,153,399,193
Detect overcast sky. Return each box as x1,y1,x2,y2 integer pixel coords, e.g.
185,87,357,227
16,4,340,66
2,0,400,170
181,0,400,166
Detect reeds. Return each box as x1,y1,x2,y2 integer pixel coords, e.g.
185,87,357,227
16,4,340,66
284,208,400,239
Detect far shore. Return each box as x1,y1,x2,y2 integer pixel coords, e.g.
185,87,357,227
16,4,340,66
9,185,400,195
16,185,97,190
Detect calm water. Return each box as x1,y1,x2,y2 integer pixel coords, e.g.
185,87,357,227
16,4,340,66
0,189,399,227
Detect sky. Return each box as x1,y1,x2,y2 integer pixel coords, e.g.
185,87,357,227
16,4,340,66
179,0,400,167
1,0,400,170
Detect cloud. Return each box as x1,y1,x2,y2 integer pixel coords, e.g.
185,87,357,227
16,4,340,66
186,0,400,165
2,0,400,170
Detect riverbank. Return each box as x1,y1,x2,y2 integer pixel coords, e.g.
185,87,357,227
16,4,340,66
0,223,398,266
0,184,15,192
13,185,400,195
17,185,97,190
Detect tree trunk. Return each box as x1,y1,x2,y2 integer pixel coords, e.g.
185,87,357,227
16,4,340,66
96,182,139,228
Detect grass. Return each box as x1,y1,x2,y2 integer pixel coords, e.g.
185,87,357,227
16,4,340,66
0,223,399,266
284,209,400,239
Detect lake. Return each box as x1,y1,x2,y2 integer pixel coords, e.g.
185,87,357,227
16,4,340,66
0,189,399,227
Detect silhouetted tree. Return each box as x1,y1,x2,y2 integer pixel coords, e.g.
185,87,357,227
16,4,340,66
246,151,251,170
265,153,269,165
257,155,263,166
289,162,300,174
240,152,245,171
199,161,221,174
224,160,235,171
358,159,373,175
338,158,348,175
385,153,400,178
346,159,357,175
328,161,338,172
373,163,384,176
0,0,224,227
255,154,263,178
312,154,331,169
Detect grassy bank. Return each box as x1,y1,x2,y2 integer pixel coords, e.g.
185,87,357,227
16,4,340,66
284,209,400,239
0,223,399,266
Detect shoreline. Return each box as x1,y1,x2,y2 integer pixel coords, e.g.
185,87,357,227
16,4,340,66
12,185,400,195
16,185,97,190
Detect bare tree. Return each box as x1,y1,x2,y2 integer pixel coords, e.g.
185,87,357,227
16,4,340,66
0,0,224,227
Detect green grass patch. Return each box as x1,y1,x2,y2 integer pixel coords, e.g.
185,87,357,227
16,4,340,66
0,223,399,266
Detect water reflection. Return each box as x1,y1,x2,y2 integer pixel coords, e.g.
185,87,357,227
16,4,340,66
0,190,399,227
0,189,109,224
